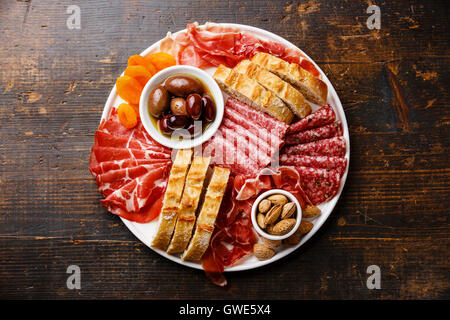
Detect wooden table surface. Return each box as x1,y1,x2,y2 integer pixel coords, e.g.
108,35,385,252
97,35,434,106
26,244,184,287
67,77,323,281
0,0,448,299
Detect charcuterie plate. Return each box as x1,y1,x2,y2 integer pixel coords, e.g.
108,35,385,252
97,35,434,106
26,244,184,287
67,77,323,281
98,23,349,272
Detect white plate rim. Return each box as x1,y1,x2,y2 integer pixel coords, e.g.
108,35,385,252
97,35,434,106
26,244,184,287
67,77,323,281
100,22,350,272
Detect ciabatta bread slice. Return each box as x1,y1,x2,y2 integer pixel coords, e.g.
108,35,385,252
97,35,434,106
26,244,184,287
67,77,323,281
182,166,230,261
213,65,294,124
166,156,211,254
234,60,312,118
151,149,192,251
251,52,328,106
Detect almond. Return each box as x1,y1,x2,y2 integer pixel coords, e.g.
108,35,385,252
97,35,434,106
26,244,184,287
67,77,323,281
264,205,282,225
272,218,296,235
266,224,277,235
261,237,282,249
267,194,288,206
281,202,296,219
303,205,321,218
283,233,301,246
298,220,314,234
253,243,275,260
258,199,272,214
256,213,267,229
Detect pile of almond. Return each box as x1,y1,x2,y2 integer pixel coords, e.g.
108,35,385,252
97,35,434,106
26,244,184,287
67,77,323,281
253,197,322,261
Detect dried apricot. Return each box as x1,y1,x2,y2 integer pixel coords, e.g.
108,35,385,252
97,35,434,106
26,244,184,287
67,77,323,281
148,52,176,71
117,103,138,128
124,65,152,86
128,55,156,75
116,75,143,105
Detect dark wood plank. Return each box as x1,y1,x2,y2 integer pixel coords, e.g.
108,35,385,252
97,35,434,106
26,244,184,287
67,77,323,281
0,0,448,299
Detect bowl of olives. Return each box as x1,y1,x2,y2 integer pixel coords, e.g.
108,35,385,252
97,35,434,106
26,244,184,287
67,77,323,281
139,65,224,149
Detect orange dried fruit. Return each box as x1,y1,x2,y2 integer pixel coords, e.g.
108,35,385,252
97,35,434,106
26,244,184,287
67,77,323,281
117,103,138,129
124,65,152,86
116,75,143,105
148,52,176,71
128,55,157,75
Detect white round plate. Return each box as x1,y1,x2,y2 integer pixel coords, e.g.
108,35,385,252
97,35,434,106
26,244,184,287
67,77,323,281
100,23,350,272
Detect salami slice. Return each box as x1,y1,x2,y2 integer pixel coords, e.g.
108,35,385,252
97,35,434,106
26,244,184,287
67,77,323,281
283,136,346,157
294,166,341,205
92,146,171,163
96,164,169,197
95,131,170,154
280,154,347,176
100,165,169,214
287,105,336,134
90,158,170,177
226,98,288,138
285,122,343,145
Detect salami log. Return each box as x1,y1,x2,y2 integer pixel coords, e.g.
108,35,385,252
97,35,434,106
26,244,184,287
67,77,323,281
280,154,347,176
285,122,343,145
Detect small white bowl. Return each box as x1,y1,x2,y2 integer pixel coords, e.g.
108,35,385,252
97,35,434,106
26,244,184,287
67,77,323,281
251,189,302,241
139,65,224,149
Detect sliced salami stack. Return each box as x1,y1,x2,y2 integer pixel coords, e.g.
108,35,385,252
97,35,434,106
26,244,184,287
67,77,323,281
89,108,172,223
203,98,288,178
280,105,347,205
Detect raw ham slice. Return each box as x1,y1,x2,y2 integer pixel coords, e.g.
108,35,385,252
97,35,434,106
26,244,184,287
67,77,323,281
100,165,169,217
226,98,288,139
91,146,171,163
96,164,169,197
90,158,170,177
287,105,336,134
280,154,347,176
95,131,170,154
285,122,343,145
173,23,320,76
293,166,342,205
283,136,346,157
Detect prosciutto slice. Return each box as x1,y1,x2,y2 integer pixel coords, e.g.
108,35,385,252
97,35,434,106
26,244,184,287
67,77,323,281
90,158,170,177
95,131,169,154
100,165,169,217
96,164,169,197
91,146,171,163
170,23,320,76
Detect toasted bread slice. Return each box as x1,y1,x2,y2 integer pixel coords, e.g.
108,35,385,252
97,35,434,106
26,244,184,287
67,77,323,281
166,156,211,254
182,167,230,261
213,65,294,124
251,52,328,105
151,149,192,251
234,60,312,118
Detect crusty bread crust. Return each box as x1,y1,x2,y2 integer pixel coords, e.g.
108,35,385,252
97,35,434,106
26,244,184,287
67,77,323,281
166,156,211,254
151,149,192,251
213,65,294,124
234,60,312,118
251,52,328,106
182,167,230,261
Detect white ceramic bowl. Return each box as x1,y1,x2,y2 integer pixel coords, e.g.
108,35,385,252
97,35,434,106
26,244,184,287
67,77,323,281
139,65,224,149
251,189,302,241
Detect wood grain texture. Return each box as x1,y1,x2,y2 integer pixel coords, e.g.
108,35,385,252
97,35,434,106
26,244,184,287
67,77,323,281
0,0,448,299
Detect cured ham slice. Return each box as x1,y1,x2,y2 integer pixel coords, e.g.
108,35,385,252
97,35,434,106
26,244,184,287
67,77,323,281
170,23,320,76
95,131,170,154
91,146,171,163
283,136,346,157
280,154,347,176
294,166,342,205
90,158,170,177
96,164,169,197
100,165,170,218
285,122,343,145
287,105,336,134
